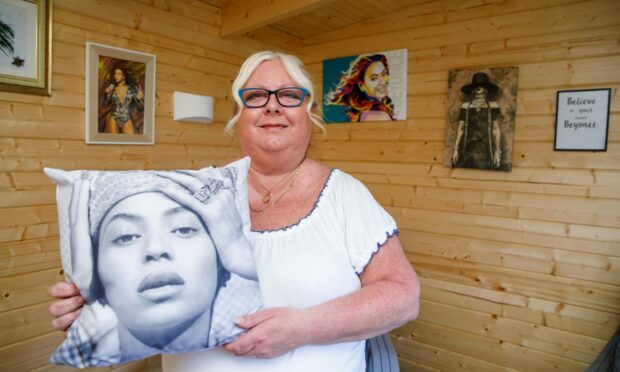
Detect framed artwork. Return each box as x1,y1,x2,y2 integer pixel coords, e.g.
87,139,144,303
86,42,156,145
322,49,407,123
443,67,519,172
0,0,52,96
554,88,610,151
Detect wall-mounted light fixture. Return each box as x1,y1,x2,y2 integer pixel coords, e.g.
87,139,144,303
173,91,214,123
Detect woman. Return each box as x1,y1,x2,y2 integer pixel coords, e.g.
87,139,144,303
47,164,261,367
101,66,144,134
325,54,396,122
50,51,420,371
451,72,502,169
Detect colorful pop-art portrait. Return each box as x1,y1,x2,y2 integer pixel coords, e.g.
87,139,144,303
322,49,407,123
444,67,519,172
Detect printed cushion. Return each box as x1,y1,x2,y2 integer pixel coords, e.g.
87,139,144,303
44,157,262,367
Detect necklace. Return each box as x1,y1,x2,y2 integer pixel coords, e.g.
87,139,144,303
250,158,305,204
249,159,304,214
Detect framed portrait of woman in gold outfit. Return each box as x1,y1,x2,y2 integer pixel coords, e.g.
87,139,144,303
85,42,156,145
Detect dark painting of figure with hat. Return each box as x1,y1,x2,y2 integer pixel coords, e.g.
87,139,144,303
444,67,518,171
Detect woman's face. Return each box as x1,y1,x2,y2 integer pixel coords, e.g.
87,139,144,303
97,192,218,334
473,86,488,96
113,69,125,84
361,61,389,99
237,60,312,158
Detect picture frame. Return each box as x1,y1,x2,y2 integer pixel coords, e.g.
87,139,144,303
85,42,156,145
443,66,519,172
0,0,52,96
322,49,408,123
554,88,611,151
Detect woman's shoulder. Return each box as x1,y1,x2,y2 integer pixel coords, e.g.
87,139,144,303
302,159,372,197
305,158,330,172
359,110,391,122
303,159,337,193
302,159,332,182
308,164,366,197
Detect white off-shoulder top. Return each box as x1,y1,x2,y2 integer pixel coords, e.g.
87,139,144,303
163,169,398,372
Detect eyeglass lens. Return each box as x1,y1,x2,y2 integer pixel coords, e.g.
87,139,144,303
241,88,306,107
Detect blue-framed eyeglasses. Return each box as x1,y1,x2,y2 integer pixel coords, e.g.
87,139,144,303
238,87,309,108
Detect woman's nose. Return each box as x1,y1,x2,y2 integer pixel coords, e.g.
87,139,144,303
264,93,281,113
143,234,172,262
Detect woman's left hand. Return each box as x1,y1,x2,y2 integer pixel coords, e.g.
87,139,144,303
157,171,258,280
224,307,308,359
137,85,144,100
493,150,501,168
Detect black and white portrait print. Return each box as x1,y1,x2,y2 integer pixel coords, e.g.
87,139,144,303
44,158,262,367
444,67,519,171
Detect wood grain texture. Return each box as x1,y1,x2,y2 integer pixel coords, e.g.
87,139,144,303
1,0,619,370
304,1,620,358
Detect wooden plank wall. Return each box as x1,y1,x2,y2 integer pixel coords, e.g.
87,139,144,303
0,0,299,370
1,0,619,371
301,0,620,371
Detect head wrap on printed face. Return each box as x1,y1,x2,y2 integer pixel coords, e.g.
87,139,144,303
83,167,247,300
87,171,190,239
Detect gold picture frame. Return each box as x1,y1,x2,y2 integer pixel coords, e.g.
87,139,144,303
0,0,52,96
85,42,156,145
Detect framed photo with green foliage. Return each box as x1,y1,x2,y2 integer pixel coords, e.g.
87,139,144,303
0,0,52,96
85,42,156,145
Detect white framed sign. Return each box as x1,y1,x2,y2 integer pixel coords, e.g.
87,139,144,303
554,88,611,151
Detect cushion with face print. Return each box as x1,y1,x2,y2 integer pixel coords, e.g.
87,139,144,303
44,157,262,367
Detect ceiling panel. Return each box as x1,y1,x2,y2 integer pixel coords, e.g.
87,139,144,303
201,0,434,40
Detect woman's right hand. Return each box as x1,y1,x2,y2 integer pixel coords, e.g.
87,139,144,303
48,282,84,332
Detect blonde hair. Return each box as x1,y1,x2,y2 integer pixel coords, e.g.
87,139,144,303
225,51,326,135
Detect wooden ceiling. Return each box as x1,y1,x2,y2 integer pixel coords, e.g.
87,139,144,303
201,0,432,39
